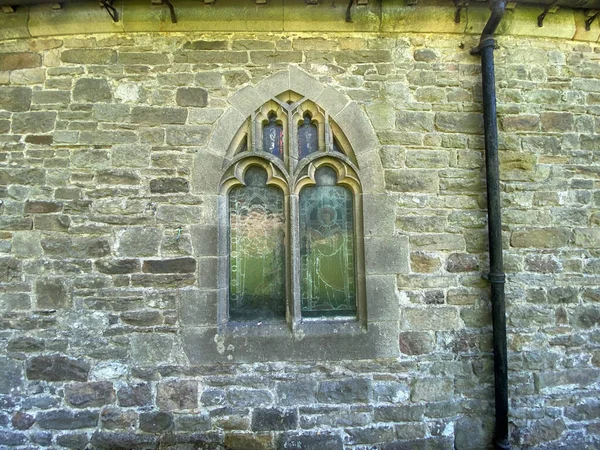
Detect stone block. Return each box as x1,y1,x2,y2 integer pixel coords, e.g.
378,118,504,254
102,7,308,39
362,194,395,237
131,106,187,125
56,433,90,448
573,228,600,248
410,234,465,251
36,277,71,309
251,408,297,432
34,215,71,232
11,412,35,430
276,380,318,406
0,358,24,395
317,379,371,404
142,257,196,274
228,389,273,407
93,104,130,122
27,355,89,382
250,51,302,65
32,90,71,105
73,78,112,103
118,52,169,65
117,228,161,257
224,433,274,450
366,275,399,322
149,177,189,194
0,52,41,71
183,40,228,50
111,144,150,168
374,405,425,422
139,411,174,433
570,305,600,329
346,425,396,445
95,259,140,275
0,87,31,112
117,383,152,407
399,332,434,355
3,293,30,310
411,378,453,402
401,307,460,331
446,253,479,273
61,49,117,65
179,289,218,327
454,416,494,450
11,111,56,133
130,334,178,365
385,169,439,193
12,232,42,257
24,201,62,214
174,51,248,64
396,111,435,133
79,131,137,145
511,228,571,248
176,87,208,107
435,112,483,134
365,236,409,275
66,382,115,408
37,410,97,430
157,380,198,410
502,114,540,131
279,432,343,450
0,431,27,446
165,126,212,146
120,310,163,326
90,431,159,449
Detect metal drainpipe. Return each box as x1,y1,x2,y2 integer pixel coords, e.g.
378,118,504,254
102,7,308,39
470,1,510,449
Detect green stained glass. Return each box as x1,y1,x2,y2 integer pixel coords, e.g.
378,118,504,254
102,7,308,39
299,166,356,317
229,167,285,321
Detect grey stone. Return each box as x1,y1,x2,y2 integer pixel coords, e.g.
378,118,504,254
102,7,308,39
0,431,27,446
401,307,460,331
61,49,117,64
414,49,438,62
317,379,371,404
149,177,189,194
446,253,479,273
118,52,169,65
36,410,98,430
139,411,174,433
399,332,434,355
251,408,297,432
365,236,409,274
345,425,396,445
0,358,24,395
385,169,439,193
277,381,318,406
117,228,161,257
117,383,152,407
95,259,140,274
100,407,138,430
73,78,112,102
26,355,89,382
374,405,425,422
279,432,343,450
12,111,56,133
0,87,32,111
535,369,600,392
183,40,228,50
65,381,115,408
90,431,159,449
229,389,273,407
131,106,187,124
36,278,71,309
157,380,198,410
11,411,35,430
142,258,196,274
6,337,44,352
435,112,483,134
176,87,208,107
42,237,110,258
56,433,90,448
411,378,453,402
166,125,212,146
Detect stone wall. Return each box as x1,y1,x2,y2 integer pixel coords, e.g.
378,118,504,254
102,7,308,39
0,25,599,450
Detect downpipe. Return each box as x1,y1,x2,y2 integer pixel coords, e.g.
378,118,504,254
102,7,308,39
470,1,510,449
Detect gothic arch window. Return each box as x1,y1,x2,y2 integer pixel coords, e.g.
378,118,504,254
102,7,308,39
220,91,365,327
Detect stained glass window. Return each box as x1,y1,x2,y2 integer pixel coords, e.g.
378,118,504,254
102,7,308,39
298,113,318,159
263,112,283,159
299,166,356,317
229,167,285,321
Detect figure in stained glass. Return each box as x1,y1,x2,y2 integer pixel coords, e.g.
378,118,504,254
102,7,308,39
263,112,284,159
229,167,285,321
298,112,318,159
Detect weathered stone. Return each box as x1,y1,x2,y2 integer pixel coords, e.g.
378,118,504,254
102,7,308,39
131,106,187,124
6,337,44,352
0,257,22,282
12,111,56,133
317,379,370,404
95,259,140,274
411,378,453,402
150,177,189,194
0,52,41,71
73,78,112,102
139,411,174,433
446,253,479,273
374,405,425,422
525,254,561,273
251,408,297,432
55,433,90,449
511,228,571,248
65,381,115,408
26,355,89,382
117,383,152,407
90,431,159,449
35,278,71,309
0,431,27,446
540,112,574,132
0,358,24,395
118,52,169,65
570,305,600,329
166,126,212,145
399,332,434,355
157,380,198,410
24,201,62,214
345,425,396,445
111,144,150,168
501,115,540,131
279,432,343,450
176,87,208,107
535,369,600,392
454,416,494,450
395,111,435,132
61,49,116,64
36,410,97,430
402,307,460,331
277,381,318,406
175,50,248,64
435,112,483,134
228,389,272,407
224,432,273,450
183,40,228,50
11,411,35,430
385,169,439,193
100,407,138,430
142,257,196,274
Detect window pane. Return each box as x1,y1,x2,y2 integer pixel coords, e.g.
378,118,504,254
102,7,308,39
229,167,285,321
263,113,283,159
299,166,356,317
298,113,318,159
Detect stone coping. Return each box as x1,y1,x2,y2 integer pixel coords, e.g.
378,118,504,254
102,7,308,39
0,0,599,43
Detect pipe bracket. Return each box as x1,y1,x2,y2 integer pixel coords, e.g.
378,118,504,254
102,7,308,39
483,272,506,284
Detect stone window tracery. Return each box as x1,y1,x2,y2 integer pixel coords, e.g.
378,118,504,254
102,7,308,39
220,91,365,327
